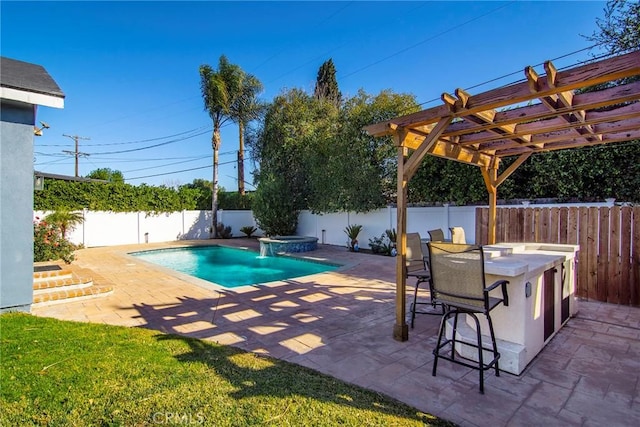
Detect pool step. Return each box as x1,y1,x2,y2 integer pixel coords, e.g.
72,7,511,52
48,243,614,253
32,265,113,307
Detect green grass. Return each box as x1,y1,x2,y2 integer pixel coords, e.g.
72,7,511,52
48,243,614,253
1,313,455,426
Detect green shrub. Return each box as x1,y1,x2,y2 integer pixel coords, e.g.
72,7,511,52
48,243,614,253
252,173,299,236
34,180,199,213
369,228,397,256
33,217,79,263
218,191,254,210
368,234,386,254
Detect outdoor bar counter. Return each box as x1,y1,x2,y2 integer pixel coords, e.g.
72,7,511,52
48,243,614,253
449,242,580,375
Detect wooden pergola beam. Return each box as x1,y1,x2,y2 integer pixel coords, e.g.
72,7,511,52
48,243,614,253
363,51,640,136
496,152,531,187
444,80,640,137
404,116,453,179
497,129,640,156
458,101,640,148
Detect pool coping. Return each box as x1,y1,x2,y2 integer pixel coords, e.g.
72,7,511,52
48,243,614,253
122,241,358,294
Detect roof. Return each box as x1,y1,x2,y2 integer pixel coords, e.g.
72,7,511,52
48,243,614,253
0,56,64,108
34,171,107,183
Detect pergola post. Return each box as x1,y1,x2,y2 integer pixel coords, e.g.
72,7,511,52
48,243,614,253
482,153,531,244
482,165,498,245
394,144,409,341
392,118,451,341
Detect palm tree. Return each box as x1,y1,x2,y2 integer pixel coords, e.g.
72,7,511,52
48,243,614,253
44,209,84,239
229,73,264,195
199,56,243,237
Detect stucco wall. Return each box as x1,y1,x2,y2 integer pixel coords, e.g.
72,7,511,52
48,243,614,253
1,100,35,312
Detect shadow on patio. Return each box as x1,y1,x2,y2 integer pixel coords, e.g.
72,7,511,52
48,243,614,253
32,241,640,426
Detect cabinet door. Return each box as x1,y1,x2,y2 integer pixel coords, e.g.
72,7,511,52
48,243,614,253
561,263,570,324
544,268,556,341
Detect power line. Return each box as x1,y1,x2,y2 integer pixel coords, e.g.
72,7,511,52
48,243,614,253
127,164,212,181
41,3,612,184
251,1,356,74
340,1,516,81
126,156,255,181
86,128,211,155
35,126,210,147
122,156,210,173
62,134,90,177
410,42,608,112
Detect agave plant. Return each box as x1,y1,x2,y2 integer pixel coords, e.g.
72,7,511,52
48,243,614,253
240,225,258,238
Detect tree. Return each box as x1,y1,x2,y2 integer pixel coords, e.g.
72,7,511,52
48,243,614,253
249,89,327,229
313,59,341,107
199,56,244,238
307,89,419,212
585,0,640,55
229,72,264,195
86,168,124,183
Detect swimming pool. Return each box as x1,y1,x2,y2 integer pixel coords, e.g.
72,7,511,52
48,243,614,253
130,245,339,289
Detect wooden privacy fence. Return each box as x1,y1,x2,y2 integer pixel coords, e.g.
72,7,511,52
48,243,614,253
476,206,640,306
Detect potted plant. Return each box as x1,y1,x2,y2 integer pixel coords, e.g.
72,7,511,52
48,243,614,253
344,224,363,252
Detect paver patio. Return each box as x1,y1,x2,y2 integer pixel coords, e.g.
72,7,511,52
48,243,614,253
32,239,640,426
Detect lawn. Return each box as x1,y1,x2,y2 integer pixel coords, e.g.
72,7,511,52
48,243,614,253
1,313,454,426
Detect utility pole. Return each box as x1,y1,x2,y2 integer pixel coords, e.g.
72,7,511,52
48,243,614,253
62,134,90,177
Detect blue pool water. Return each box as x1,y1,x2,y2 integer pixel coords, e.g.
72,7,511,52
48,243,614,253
130,245,338,288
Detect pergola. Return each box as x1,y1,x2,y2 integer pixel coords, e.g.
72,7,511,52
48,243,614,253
364,50,640,341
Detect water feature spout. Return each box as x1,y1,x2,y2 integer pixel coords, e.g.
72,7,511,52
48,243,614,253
259,241,275,257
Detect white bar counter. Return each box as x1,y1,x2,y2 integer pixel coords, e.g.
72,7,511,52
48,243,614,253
449,242,580,375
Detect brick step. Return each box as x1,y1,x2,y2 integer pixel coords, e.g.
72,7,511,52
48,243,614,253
32,264,115,307
33,268,74,282
33,276,93,294
32,284,114,306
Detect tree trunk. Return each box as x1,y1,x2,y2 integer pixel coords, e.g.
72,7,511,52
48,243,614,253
211,125,221,238
238,121,245,196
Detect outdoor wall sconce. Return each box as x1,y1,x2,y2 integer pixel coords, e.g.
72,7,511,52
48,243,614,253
33,121,50,136
34,174,44,191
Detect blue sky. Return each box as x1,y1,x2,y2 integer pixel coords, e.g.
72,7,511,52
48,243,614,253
1,1,608,190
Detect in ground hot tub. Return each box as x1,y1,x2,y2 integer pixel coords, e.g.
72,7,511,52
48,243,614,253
259,236,318,256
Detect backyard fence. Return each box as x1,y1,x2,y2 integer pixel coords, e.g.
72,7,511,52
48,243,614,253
476,206,640,306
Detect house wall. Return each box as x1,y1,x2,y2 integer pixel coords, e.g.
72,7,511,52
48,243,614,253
1,100,35,312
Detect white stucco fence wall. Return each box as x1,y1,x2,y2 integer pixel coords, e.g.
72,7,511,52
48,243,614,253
35,201,614,249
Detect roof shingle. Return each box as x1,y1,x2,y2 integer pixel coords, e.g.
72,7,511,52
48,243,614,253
0,56,64,98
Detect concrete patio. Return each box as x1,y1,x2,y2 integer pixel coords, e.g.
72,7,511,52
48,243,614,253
32,239,640,426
